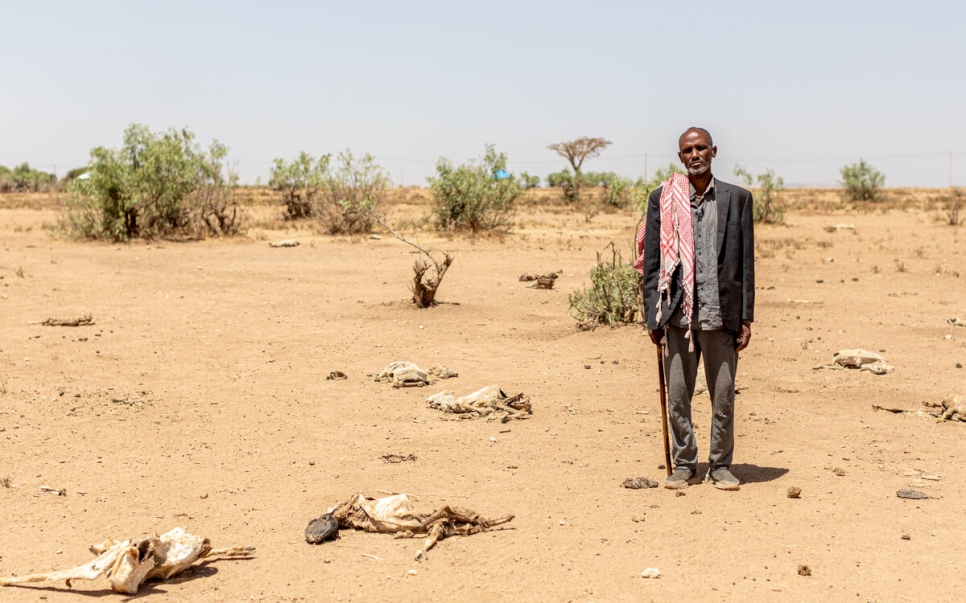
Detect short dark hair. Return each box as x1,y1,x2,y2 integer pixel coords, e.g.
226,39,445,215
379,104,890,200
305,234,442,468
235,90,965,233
680,127,714,147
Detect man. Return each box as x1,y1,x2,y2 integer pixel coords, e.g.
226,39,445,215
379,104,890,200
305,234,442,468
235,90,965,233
638,127,755,491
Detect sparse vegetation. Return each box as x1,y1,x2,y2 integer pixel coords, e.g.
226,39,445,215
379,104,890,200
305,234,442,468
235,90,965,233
734,164,786,224
429,144,522,232
269,152,330,220
947,188,963,226
569,243,642,330
370,213,453,308
314,151,389,235
840,159,885,202
547,137,612,205
0,163,57,193
517,172,541,189
62,124,242,240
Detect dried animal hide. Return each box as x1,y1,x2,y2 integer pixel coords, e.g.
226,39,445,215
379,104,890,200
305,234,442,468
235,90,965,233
0,527,254,595
375,362,458,387
923,395,966,422
323,493,513,558
426,385,532,421
832,349,893,375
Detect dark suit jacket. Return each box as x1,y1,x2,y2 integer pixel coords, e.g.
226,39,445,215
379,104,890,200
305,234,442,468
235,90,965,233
641,178,755,333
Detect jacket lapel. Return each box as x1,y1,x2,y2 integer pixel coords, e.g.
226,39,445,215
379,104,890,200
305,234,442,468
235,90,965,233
715,180,731,253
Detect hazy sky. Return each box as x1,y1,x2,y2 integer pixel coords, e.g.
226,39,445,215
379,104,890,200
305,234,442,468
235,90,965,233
2,0,964,187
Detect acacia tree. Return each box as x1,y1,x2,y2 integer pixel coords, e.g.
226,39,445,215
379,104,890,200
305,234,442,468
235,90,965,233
547,137,612,203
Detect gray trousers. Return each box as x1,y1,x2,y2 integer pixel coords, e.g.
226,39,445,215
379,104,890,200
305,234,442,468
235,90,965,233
663,326,738,471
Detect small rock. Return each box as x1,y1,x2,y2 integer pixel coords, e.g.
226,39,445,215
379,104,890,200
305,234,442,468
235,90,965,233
897,488,930,500
675,491,686,497
833,468,845,476
787,486,802,499
408,569,417,575
584,364,591,369
489,436,497,443
901,534,911,540
798,565,811,577
641,568,661,579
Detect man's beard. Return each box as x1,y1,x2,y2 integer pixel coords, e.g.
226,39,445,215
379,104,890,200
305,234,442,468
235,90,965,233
687,162,710,176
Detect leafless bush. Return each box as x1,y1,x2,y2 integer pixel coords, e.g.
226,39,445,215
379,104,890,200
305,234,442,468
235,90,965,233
370,213,454,308
948,188,963,226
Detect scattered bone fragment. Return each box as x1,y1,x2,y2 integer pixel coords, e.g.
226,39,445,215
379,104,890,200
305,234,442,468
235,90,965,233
39,486,66,496
948,317,966,327
833,349,892,375
269,239,299,248
622,477,659,489
0,527,254,594
42,314,94,327
326,371,347,381
426,385,532,421
640,568,661,579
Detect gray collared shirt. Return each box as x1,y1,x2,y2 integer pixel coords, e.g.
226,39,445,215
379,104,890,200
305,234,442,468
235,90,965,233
670,178,724,330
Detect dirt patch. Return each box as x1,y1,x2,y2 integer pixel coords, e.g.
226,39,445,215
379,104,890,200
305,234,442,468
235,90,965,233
0,191,964,600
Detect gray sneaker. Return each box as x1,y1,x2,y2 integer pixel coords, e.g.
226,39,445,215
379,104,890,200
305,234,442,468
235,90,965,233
664,467,695,489
708,466,740,491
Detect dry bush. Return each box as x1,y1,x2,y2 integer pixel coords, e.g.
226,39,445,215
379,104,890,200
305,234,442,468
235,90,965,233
947,188,963,226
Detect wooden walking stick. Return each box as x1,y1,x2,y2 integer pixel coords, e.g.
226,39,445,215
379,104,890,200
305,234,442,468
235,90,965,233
656,345,672,477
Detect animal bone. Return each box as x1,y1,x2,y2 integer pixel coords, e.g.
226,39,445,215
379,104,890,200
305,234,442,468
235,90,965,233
0,527,254,594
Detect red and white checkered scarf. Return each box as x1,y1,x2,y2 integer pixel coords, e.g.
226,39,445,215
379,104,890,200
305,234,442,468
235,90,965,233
635,172,695,334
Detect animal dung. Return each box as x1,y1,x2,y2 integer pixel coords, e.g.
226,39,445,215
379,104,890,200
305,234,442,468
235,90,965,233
787,486,802,499
622,477,659,489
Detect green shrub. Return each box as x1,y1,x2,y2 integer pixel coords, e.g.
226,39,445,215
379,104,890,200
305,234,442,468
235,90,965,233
0,163,56,192
429,144,522,232
840,159,885,202
569,243,643,330
517,172,540,189
734,164,786,224
313,151,389,234
62,124,241,240
269,152,330,219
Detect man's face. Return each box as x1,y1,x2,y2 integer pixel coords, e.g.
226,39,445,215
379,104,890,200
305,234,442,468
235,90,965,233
678,130,716,176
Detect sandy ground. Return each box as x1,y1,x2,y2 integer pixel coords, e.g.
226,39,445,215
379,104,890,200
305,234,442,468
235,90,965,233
1,190,964,602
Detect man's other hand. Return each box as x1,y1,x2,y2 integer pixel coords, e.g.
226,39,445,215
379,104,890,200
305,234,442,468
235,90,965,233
736,322,752,352
648,329,665,346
